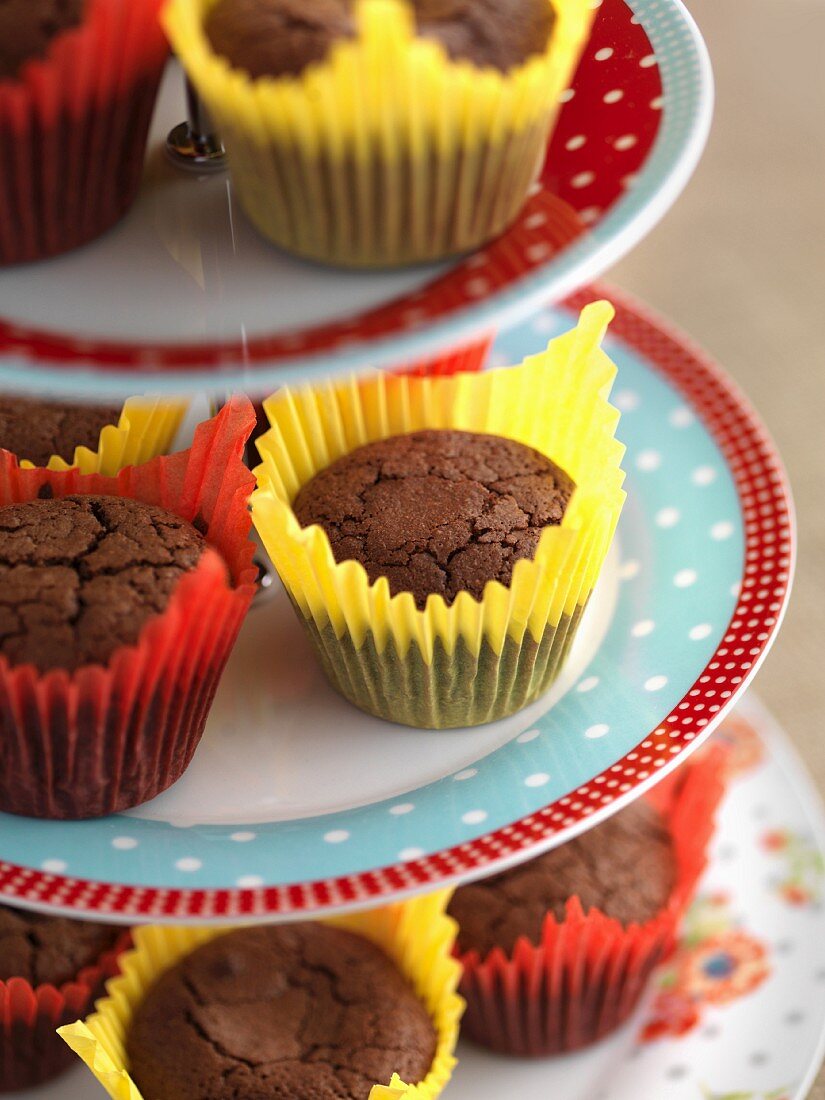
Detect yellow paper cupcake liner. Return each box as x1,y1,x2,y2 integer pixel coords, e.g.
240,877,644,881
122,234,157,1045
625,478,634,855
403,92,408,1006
19,397,187,475
59,892,463,1100
251,301,625,728
163,0,596,266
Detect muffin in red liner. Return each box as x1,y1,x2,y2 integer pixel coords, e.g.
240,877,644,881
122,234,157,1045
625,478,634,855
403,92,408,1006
0,919,130,1092
451,747,728,1056
0,0,169,266
0,397,257,820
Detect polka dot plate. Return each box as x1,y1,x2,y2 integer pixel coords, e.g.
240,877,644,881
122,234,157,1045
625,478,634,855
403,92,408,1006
0,0,712,399
14,697,825,1100
0,285,795,922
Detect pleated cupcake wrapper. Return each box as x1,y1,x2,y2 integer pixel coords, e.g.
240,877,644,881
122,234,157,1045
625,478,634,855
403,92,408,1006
18,397,187,474
251,301,625,728
0,930,131,1092
455,747,729,1056
247,337,491,464
164,0,595,267
298,581,593,728
0,397,258,820
60,891,464,1100
0,0,169,265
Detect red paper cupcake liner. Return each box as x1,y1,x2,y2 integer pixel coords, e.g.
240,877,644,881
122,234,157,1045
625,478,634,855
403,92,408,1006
393,337,493,379
0,0,169,265
455,747,729,1056
0,928,131,1092
0,398,258,820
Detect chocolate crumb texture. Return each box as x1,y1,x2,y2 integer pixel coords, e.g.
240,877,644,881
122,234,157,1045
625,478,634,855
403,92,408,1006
294,429,574,609
127,923,437,1100
0,0,86,80
0,396,121,467
449,799,676,956
0,495,206,672
0,904,120,988
205,0,555,80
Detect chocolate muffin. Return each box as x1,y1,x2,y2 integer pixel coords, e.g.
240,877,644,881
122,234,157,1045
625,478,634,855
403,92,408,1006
0,903,123,1091
0,495,205,672
0,0,86,81
293,429,574,610
126,923,437,1100
205,0,556,79
449,800,676,957
0,904,119,988
0,396,121,467
0,0,169,266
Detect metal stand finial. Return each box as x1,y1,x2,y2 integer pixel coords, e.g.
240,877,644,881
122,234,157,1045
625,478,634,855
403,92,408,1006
166,79,227,171
253,550,277,608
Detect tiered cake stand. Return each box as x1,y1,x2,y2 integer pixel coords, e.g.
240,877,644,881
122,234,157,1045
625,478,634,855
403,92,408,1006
1,0,820,1096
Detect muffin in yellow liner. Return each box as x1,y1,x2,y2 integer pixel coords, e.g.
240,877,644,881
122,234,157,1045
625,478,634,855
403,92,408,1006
17,397,187,475
59,892,463,1100
163,0,596,267
251,300,625,729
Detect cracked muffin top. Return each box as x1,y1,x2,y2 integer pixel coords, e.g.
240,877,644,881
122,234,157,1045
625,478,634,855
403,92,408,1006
204,0,556,80
0,495,205,672
293,429,574,610
448,799,677,957
0,903,120,987
126,923,437,1100
0,396,121,467
0,0,87,81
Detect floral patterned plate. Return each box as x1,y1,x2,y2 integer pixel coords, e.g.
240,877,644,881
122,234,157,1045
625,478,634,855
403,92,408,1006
14,696,825,1100
451,695,825,1100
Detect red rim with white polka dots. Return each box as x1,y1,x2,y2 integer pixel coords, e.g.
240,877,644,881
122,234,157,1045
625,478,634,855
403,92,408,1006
0,284,794,922
0,0,711,398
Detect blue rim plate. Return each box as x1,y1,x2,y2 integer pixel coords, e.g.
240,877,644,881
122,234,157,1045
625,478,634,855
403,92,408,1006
0,0,713,398
0,286,795,922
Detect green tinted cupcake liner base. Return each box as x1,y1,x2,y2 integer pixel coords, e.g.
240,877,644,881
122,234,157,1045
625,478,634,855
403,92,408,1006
301,605,585,730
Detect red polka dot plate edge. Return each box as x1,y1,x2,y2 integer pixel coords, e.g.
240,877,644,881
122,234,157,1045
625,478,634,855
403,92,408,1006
0,0,712,398
0,283,795,923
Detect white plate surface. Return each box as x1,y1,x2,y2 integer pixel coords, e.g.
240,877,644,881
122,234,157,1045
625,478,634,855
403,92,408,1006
0,0,713,397
0,289,793,922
